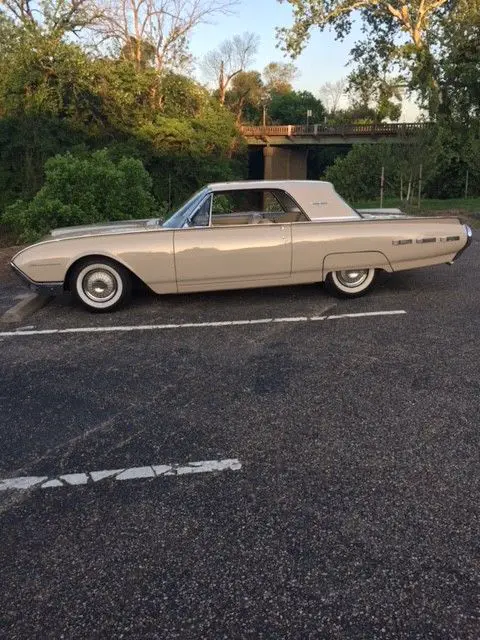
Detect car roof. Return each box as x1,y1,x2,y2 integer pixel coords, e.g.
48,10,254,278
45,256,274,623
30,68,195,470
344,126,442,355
207,180,333,192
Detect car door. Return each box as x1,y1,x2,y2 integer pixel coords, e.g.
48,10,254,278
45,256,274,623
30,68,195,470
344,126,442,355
174,192,292,291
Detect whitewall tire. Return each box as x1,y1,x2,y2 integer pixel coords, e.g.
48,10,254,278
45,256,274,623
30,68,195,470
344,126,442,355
326,268,376,297
71,260,132,312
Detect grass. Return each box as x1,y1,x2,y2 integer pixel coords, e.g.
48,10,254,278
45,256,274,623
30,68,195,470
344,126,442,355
352,197,480,228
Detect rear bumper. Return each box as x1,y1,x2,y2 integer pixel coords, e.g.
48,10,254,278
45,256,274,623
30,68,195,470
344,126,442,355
10,262,64,295
453,225,473,262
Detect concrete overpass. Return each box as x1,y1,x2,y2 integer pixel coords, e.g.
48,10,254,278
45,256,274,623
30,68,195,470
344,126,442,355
241,123,429,180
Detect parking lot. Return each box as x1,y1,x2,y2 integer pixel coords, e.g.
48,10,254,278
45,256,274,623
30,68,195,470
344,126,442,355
1,237,479,638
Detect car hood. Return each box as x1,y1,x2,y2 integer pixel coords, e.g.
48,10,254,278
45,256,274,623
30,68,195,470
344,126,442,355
48,218,162,240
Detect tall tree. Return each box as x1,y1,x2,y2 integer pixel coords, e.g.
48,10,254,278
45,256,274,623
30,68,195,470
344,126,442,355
0,0,104,38
347,69,403,122
202,32,259,104
263,61,298,94
225,70,263,122
268,90,325,125
98,0,236,72
318,78,346,114
276,0,452,115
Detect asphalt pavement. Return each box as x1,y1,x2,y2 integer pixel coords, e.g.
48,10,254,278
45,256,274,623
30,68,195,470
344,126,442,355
1,239,479,639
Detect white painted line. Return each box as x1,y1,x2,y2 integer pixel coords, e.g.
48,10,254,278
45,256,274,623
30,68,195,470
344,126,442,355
0,476,48,490
0,310,406,338
0,458,242,491
327,310,407,320
90,469,124,482
116,466,155,481
59,473,89,485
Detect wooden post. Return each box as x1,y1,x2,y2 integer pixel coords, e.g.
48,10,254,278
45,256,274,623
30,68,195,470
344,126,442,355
417,164,423,207
406,172,412,203
400,174,404,202
465,170,469,199
380,165,385,208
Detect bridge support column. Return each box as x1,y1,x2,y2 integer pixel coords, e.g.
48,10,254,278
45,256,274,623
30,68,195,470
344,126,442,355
263,147,307,180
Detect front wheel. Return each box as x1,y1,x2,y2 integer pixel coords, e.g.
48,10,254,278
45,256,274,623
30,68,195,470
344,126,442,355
71,259,132,312
326,268,376,298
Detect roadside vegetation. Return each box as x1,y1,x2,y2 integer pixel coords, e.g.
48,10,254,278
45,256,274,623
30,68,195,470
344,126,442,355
0,0,478,243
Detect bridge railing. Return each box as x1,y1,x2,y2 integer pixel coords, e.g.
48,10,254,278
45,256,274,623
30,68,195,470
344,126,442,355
241,123,430,137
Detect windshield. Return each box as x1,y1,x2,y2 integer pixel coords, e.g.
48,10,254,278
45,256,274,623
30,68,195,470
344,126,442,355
162,188,209,229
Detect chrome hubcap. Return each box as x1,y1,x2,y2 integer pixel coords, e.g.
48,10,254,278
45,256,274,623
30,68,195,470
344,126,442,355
336,269,369,288
83,270,117,302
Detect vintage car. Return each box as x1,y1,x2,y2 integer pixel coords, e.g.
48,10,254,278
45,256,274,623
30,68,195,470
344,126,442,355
11,180,472,312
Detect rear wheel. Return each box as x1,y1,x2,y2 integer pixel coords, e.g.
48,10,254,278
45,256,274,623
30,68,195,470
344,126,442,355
326,268,376,297
71,259,132,312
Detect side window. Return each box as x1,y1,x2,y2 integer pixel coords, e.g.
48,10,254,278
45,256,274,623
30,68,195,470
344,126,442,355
210,190,308,225
188,196,211,227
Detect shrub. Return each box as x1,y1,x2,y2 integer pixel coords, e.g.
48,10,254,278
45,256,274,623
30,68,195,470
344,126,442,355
2,150,158,241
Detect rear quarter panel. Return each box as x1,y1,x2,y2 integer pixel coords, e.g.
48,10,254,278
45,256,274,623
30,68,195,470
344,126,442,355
291,217,467,279
13,230,177,294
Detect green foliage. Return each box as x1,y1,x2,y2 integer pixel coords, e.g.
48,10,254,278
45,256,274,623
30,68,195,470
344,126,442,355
268,90,325,124
225,71,264,123
2,150,158,240
347,69,402,123
324,144,401,202
0,24,244,235
324,125,480,202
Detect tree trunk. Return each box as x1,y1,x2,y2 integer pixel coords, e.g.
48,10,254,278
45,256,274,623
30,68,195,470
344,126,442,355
219,61,226,105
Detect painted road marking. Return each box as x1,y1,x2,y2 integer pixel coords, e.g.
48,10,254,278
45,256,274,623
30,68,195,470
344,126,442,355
0,310,406,338
0,459,242,491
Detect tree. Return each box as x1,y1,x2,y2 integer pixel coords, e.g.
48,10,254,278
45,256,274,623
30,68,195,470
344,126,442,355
263,61,298,94
318,78,346,114
277,0,448,55
268,90,325,125
276,0,452,115
98,0,237,72
0,0,104,38
434,0,480,123
202,32,259,105
347,69,403,122
225,70,263,123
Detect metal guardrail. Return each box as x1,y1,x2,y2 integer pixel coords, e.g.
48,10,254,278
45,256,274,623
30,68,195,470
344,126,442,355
241,123,430,137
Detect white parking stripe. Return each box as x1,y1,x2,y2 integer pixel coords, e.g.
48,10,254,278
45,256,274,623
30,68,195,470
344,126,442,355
0,459,242,491
0,310,406,338
327,310,407,320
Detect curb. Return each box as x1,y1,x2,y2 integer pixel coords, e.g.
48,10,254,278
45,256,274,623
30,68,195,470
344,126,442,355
0,293,52,325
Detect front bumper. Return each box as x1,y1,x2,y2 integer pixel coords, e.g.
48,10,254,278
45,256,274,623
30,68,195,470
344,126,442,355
10,262,64,295
452,225,473,262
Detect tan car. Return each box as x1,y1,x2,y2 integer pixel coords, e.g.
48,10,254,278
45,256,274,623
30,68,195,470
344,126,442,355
11,180,472,312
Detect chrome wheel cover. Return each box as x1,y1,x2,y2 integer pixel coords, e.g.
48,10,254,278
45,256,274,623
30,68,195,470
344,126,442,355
336,269,369,288
82,269,117,302
75,263,124,309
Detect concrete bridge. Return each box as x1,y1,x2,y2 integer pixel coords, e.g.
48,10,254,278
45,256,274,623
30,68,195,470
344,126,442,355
241,123,429,180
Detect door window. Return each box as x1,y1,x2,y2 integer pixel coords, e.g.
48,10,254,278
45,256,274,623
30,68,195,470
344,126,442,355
211,189,308,225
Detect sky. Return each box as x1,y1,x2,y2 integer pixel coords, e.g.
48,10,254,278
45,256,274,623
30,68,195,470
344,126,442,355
189,0,420,121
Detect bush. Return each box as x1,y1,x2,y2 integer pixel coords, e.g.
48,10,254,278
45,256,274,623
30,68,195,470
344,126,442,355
324,144,401,202
2,150,158,241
